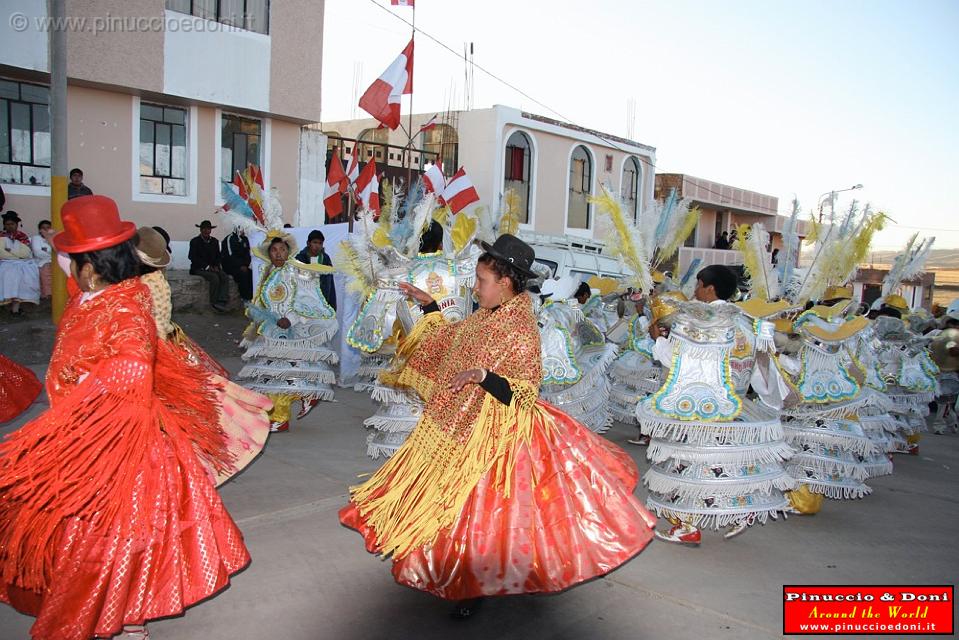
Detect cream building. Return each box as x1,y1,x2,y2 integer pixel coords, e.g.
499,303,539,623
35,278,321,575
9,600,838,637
322,105,657,238
0,0,328,257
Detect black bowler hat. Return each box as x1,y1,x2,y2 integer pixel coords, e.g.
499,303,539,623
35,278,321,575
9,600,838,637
196,220,217,229
480,233,537,278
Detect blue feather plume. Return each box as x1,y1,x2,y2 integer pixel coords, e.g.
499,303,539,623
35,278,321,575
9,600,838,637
221,181,255,219
679,257,702,288
654,188,677,246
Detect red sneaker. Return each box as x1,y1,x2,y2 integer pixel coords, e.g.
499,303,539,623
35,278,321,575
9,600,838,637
655,523,701,545
297,398,319,419
270,420,290,433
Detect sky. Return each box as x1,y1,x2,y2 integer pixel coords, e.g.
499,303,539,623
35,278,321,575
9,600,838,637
321,0,959,250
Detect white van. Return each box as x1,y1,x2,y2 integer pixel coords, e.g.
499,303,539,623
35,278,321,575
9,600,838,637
519,231,631,282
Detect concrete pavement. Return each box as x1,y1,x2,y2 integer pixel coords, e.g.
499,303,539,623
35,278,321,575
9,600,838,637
1,356,957,639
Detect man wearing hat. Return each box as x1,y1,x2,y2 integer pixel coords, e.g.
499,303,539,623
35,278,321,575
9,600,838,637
189,219,229,311
0,210,40,315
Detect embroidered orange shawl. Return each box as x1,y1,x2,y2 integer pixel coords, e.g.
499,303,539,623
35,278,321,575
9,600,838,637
351,292,545,558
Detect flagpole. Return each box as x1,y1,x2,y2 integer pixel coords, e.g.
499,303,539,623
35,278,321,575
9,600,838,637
406,4,416,190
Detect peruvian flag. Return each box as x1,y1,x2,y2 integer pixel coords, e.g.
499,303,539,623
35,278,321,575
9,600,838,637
390,0,414,6
345,146,360,184
441,167,480,214
358,39,414,130
416,114,438,136
323,156,348,219
354,159,380,214
422,162,446,195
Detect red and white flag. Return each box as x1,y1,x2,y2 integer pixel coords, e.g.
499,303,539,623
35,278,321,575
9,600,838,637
416,114,438,135
323,156,348,219
390,0,414,6
358,39,413,130
345,146,360,184
422,162,446,195
354,159,380,213
441,167,480,214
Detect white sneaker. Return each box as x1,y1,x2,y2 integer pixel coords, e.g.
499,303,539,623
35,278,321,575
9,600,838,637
724,515,755,540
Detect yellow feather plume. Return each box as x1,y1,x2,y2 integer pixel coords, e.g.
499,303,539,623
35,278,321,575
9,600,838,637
338,240,376,298
590,187,653,293
804,214,820,246
379,178,394,234
654,205,701,268
498,188,521,237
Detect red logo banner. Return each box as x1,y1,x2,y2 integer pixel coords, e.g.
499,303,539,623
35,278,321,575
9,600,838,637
783,585,954,635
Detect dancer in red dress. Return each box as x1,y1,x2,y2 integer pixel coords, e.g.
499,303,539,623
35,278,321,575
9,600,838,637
0,196,252,640
0,354,41,423
340,234,656,616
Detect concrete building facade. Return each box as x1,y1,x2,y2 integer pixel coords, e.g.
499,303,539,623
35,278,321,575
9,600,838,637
0,0,327,248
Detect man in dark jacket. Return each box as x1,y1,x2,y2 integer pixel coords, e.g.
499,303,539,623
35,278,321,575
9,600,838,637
188,220,229,311
294,229,336,311
221,227,253,301
67,168,93,199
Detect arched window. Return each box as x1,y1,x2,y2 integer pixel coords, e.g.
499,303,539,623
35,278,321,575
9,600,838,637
357,127,389,163
504,130,533,224
567,145,592,230
621,156,641,221
421,124,458,174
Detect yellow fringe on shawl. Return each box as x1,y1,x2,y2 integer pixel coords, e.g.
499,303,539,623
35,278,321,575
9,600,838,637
379,311,446,390
349,378,547,559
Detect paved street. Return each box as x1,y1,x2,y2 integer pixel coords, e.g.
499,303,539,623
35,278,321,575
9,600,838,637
1,315,957,639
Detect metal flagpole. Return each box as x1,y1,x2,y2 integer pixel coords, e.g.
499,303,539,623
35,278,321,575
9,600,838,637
405,4,416,190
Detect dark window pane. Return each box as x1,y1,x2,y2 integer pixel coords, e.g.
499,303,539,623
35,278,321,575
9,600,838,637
240,119,260,135
0,80,18,100
155,123,171,176
139,121,154,176
163,107,185,125
32,105,49,166
0,102,8,163
236,134,249,171
171,127,186,179
166,0,191,14
246,0,270,33
10,102,31,163
247,135,260,166
220,0,245,27
141,104,164,122
0,163,20,183
195,0,217,20
165,178,186,196
140,176,162,194
23,166,49,186
20,84,48,104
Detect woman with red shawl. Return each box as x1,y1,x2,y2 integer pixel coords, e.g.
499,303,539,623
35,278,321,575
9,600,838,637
0,196,255,639
340,234,656,617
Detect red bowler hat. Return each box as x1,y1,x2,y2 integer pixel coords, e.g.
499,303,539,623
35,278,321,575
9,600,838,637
53,195,137,253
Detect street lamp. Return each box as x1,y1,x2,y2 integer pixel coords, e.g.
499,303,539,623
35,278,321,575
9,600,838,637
818,184,863,223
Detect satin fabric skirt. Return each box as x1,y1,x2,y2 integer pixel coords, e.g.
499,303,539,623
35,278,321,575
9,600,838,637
0,354,41,423
340,401,656,600
0,422,250,640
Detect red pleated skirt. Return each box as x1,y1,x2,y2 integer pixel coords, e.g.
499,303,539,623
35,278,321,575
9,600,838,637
340,401,656,600
0,425,250,640
0,354,41,423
